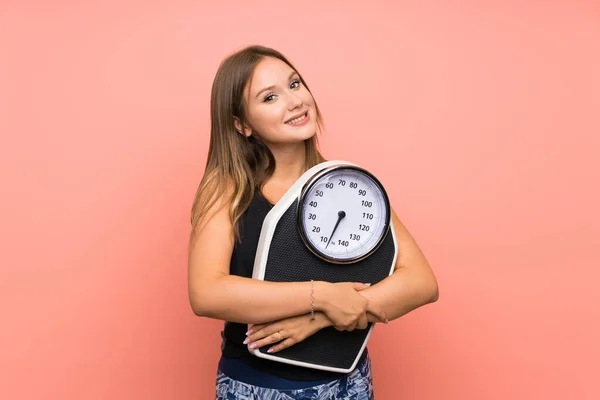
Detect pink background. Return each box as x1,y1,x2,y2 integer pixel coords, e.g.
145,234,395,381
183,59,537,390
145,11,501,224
1,1,599,399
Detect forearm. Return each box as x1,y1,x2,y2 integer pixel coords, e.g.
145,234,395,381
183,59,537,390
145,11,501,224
190,276,329,325
359,267,439,321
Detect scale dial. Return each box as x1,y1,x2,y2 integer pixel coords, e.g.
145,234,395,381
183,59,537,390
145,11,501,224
297,165,391,264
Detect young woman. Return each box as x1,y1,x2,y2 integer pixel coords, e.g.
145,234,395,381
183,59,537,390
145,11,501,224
188,45,439,399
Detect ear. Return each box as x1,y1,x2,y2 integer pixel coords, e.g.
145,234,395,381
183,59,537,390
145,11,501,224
233,117,252,138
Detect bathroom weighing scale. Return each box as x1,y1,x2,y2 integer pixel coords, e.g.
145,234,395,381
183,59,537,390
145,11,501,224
250,160,398,373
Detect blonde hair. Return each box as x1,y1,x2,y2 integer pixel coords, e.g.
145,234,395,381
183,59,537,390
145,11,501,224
190,45,326,245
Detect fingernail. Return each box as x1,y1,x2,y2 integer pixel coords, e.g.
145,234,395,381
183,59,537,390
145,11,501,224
384,319,389,324
364,283,371,286
246,330,253,335
267,348,274,353
249,343,257,349
243,338,250,344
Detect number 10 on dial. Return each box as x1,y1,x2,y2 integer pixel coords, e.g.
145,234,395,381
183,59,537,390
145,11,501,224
297,165,391,264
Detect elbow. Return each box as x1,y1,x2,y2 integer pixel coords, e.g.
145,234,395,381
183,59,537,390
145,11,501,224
413,271,439,306
189,296,206,317
188,275,228,319
426,277,439,304
189,291,215,318
429,283,439,303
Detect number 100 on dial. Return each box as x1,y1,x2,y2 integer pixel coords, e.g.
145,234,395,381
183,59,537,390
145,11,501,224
297,165,391,264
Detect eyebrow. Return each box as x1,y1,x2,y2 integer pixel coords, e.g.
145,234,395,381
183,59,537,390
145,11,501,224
255,71,299,99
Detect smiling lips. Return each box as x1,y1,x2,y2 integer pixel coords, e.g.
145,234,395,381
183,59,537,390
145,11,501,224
285,112,309,126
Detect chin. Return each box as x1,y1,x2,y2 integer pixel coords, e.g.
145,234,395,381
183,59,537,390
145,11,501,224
296,128,317,143
291,120,318,140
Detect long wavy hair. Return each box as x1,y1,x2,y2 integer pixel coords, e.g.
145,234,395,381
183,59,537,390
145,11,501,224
189,45,326,245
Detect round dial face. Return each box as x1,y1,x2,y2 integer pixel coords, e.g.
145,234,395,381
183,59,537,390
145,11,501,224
298,166,391,264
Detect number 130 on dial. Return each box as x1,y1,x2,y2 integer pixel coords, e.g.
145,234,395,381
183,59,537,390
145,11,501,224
297,165,391,264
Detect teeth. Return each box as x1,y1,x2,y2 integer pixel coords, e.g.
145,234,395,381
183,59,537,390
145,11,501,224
287,113,306,124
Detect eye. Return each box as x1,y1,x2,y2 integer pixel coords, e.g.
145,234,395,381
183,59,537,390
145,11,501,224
290,79,301,89
263,94,276,103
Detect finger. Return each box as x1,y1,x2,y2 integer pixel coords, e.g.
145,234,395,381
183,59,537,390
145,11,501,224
247,323,263,335
357,313,368,330
366,312,382,323
248,330,286,350
366,301,388,323
267,338,296,354
346,320,358,332
246,324,279,343
352,282,372,291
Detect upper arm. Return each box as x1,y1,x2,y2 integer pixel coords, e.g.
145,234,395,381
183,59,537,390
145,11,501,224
390,207,439,297
187,186,235,312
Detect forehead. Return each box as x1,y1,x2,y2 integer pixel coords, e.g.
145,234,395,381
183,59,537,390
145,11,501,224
247,57,297,95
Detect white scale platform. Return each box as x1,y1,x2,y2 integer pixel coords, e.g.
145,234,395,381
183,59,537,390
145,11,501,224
250,160,398,373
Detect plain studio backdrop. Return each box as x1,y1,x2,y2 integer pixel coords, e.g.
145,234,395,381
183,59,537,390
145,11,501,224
1,1,599,399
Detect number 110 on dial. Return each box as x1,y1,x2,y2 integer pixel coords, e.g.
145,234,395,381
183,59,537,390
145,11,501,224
298,165,391,264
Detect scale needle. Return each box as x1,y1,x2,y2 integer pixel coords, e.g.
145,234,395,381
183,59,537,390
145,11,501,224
326,210,346,249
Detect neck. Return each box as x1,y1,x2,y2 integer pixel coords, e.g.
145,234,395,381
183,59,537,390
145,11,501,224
267,142,306,185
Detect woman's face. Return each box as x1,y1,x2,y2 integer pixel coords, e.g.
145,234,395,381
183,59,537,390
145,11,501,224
238,56,318,146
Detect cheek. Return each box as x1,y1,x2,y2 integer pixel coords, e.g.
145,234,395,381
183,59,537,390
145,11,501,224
300,89,315,106
248,106,284,133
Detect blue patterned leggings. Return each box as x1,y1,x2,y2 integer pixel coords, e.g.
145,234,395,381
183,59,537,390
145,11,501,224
215,353,374,399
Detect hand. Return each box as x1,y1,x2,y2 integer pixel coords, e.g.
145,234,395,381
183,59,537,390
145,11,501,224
316,282,388,331
245,312,331,354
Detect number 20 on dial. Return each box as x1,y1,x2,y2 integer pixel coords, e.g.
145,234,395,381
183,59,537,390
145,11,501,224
297,165,391,264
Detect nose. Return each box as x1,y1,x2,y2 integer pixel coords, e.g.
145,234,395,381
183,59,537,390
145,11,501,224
287,93,303,110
